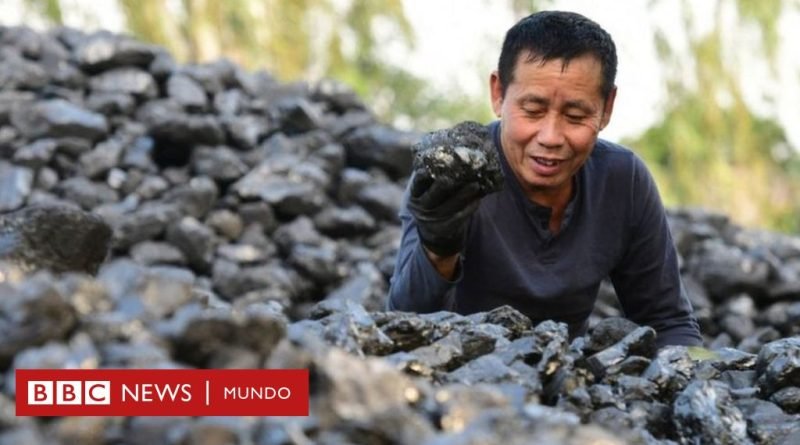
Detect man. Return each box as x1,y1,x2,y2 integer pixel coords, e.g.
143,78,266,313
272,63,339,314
387,10,702,349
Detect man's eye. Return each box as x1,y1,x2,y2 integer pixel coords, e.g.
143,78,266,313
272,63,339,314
566,114,586,122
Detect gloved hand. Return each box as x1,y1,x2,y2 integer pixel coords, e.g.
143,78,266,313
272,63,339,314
407,171,484,257
406,121,504,257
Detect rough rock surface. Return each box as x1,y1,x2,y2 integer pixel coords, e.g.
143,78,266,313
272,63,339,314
1,25,800,444
412,120,504,195
0,204,112,274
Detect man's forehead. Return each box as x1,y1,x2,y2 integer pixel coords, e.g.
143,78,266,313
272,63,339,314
511,51,605,96
516,50,602,72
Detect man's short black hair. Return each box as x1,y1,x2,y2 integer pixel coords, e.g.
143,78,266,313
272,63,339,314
497,10,618,100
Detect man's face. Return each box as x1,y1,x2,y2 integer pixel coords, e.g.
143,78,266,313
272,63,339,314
490,52,616,206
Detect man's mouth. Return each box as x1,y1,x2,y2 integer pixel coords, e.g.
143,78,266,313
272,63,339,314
532,156,561,167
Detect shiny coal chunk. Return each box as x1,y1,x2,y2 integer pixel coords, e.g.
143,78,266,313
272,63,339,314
412,121,504,194
673,380,750,444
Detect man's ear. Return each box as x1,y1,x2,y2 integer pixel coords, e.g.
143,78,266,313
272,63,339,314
490,71,503,117
599,86,617,131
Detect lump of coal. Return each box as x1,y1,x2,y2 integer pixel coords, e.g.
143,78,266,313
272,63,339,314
756,337,800,396
412,121,504,195
0,204,112,274
672,380,750,445
584,326,656,378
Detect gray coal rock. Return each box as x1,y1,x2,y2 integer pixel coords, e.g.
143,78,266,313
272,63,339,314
0,272,78,370
10,99,109,142
756,338,800,397
0,162,33,212
2,24,800,444
73,30,158,73
584,325,656,378
673,380,750,444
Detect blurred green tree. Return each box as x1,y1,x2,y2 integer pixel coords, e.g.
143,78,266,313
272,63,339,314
21,0,63,23
624,0,800,232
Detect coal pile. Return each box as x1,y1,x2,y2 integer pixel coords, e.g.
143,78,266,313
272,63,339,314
1,25,799,444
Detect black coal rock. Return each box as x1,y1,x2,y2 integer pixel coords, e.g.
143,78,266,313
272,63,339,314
0,204,111,274
584,326,656,378
73,30,157,73
10,99,109,142
157,302,287,368
735,397,800,444
673,380,750,444
756,338,800,397
412,120,504,195
0,273,78,369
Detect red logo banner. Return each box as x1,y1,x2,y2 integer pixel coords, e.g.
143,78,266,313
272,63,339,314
15,369,309,416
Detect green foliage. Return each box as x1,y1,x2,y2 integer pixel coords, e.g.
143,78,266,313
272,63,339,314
328,52,494,131
118,0,321,79
23,0,63,23
508,0,548,17
119,0,186,60
323,0,486,129
734,0,784,63
627,0,800,233
625,93,800,232
686,346,720,361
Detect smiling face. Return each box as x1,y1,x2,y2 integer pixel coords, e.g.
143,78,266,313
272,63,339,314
491,52,616,208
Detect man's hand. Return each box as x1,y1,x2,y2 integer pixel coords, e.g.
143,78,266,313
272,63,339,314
407,121,504,259
407,172,484,257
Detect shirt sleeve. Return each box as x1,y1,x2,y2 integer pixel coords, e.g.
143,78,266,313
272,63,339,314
609,156,703,349
386,181,462,312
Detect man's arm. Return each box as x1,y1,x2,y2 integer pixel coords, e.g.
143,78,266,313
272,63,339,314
388,121,502,312
610,157,703,349
386,189,462,312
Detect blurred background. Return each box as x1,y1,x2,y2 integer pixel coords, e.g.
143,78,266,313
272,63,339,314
4,0,800,233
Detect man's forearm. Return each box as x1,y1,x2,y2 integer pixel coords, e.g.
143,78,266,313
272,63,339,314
387,212,461,312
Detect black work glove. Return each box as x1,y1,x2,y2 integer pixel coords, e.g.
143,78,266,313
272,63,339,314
406,121,504,257
407,172,484,257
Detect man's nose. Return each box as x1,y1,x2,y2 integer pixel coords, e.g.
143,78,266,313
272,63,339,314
536,113,565,148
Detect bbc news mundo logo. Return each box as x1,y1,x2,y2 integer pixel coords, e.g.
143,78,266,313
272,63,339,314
16,369,309,416
27,380,111,405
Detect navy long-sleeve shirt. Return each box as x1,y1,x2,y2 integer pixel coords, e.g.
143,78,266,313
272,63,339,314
388,121,702,349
